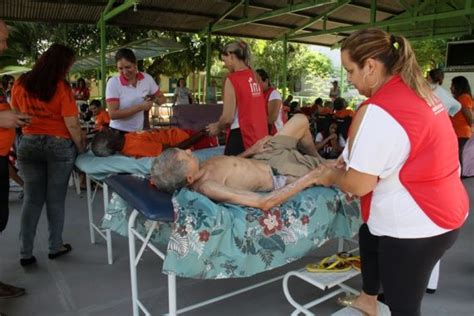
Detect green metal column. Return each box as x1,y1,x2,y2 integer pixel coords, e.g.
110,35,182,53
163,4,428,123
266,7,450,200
99,16,107,102
98,0,137,102
370,0,377,25
99,0,115,103
282,35,288,98
205,24,212,91
340,66,344,97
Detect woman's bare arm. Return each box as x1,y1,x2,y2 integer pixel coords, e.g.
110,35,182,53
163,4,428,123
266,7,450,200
64,116,85,153
267,99,282,124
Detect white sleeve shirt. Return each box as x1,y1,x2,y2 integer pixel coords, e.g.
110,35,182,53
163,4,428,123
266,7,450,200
342,104,448,238
106,72,159,132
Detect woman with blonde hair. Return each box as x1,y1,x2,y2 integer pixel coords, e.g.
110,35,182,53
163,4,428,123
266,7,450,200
206,40,268,155
314,29,468,315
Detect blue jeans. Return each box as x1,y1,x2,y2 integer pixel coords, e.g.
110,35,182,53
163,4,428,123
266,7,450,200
17,135,77,258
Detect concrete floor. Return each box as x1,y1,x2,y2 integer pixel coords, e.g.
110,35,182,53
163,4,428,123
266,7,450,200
0,178,473,316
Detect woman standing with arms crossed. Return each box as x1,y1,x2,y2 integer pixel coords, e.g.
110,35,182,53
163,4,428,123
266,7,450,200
314,29,468,316
106,48,166,132
11,44,85,265
206,40,268,155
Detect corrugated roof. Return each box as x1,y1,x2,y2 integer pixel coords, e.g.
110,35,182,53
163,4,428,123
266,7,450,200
70,38,186,72
1,0,473,46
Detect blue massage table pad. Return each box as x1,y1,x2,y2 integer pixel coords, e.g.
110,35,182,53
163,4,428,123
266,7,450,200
104,175,174,222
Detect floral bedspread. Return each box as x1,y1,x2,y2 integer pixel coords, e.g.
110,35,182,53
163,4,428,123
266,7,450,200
102,186,361,279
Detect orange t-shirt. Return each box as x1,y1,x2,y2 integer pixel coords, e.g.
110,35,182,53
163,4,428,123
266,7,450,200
94,110,110,131
318,108,333,115
11,80,78,138
451,93,473,138
0,103,15,156
334,108,355,118
121,128,189,158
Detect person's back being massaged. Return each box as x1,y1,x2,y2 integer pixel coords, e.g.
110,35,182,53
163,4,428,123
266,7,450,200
91,127,206,158
151,114,326,210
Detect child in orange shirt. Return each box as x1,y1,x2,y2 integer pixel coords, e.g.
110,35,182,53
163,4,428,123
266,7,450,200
89,99,110,131
91,127,206,158
333,97,355,118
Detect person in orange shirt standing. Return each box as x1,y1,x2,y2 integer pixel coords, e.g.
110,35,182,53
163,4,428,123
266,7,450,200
450,76,473,168
89,99,110,131
11,43,85,267
0,19,31,301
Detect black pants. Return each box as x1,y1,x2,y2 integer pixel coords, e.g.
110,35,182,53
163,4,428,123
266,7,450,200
224,128,245,156
0,155,9,232
458,137,468,172
359,224,459,316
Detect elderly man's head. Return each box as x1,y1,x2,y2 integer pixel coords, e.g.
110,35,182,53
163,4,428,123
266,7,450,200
151,148,199,193
0,20,9,53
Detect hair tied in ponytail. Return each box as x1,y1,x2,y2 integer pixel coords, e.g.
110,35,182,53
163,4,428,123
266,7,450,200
390,35,400,50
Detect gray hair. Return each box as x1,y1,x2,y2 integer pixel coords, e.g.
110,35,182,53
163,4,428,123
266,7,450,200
151,148,189,193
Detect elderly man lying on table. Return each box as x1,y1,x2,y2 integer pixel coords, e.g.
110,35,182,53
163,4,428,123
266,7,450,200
91,127,206,158
152,114,329,210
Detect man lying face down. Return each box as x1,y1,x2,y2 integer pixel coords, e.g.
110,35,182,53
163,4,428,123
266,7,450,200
91,127,205,158
151,114,326,211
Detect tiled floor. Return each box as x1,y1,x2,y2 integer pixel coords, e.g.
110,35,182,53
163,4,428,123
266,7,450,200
0,178,473,315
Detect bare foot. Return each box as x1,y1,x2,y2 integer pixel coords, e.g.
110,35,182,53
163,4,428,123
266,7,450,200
351,292,378,316
338,291,378,316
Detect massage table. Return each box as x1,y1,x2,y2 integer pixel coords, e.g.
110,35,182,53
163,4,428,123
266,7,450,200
102,174,362,315
74,147,224,264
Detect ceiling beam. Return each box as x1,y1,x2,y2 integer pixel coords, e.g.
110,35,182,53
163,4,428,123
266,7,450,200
218,0,401,17
214,0,244,25
283,0,350,37
407,30,471,41
211,0,337,32
289,7,474,39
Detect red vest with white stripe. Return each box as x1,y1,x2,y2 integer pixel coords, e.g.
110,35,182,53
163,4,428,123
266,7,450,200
358,75,468,229
227,69,268,149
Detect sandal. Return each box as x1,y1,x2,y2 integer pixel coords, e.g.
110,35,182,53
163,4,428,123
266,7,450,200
337,294,391,316
48,244,72,260
306,252,360,273
306,254,352,273
338,252,361,271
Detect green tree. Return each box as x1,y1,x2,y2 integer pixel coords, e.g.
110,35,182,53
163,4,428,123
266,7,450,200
411,39,447,73
251,40,333,92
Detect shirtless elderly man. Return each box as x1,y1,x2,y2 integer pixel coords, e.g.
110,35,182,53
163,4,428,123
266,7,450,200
151,114,325,210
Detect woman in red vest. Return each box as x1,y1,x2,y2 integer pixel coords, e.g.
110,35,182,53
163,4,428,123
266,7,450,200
255,68,286,135
206,40,268,155
314,29,468,316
